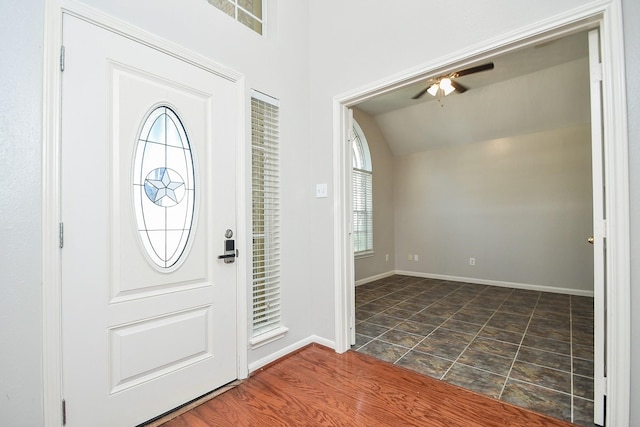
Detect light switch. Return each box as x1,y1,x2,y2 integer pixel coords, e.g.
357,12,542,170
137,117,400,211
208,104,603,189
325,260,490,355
316,183,328,198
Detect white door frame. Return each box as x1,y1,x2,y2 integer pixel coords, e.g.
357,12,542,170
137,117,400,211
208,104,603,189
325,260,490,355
333,1,630,425
42,1,249,425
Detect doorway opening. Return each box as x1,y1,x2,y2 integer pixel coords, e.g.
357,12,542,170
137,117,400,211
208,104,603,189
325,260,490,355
349,29,595,421
333,8,629,427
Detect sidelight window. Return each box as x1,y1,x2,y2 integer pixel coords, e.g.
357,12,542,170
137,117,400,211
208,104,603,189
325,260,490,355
250,90,287,345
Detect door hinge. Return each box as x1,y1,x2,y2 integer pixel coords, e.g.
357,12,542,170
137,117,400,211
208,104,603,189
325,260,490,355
600,219,607,238
591,62,603,82
59,222,64,249
62,399,67,425
60,45,65,72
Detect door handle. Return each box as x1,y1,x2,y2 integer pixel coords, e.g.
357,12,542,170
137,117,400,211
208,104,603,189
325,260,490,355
588,236,594,244
218,229,236,263
218,247,237,263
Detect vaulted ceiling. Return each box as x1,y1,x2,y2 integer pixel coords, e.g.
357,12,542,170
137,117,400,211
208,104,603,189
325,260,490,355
355,31,591,156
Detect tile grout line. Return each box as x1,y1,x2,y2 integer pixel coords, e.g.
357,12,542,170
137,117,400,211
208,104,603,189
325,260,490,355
497,291,542,400
386,283,526,382
357,276,591,425
502,376,575,398
438,287,515,381
569,295,575,424
393,281,468,365
357,278,455,357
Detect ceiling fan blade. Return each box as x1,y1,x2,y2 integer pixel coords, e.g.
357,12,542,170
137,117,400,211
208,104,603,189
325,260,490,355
450,80,468,94
455,62,494,77
411,86,432,99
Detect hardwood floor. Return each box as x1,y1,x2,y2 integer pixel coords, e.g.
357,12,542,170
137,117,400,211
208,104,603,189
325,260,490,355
161,344,574,426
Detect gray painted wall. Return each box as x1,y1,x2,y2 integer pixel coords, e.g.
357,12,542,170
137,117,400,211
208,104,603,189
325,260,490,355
393,125,594,292
353,108,395,282
0,0,44,425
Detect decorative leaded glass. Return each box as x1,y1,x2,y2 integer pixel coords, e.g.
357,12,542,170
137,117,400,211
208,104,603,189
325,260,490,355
133,106,195,270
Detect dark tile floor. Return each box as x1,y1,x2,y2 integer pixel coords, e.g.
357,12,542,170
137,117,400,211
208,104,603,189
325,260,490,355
353,275,596,426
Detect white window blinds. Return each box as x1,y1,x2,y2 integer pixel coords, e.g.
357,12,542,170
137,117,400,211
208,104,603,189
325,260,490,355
352,122,373,255
251,91,281,337
353,168,373,253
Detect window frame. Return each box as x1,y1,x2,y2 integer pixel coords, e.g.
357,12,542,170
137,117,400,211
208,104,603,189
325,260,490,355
206,0,264,35
249,90,288,348
352,120,374,258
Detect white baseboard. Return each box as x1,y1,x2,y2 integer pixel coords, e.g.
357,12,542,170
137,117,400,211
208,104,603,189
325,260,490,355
248,335,335,374
394,270,594,297
355,270,396,286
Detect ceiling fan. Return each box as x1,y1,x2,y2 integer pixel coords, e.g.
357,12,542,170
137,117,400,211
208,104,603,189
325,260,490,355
411,62,495,99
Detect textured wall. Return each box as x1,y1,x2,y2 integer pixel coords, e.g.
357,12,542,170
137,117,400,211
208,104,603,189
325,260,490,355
0,0,44,425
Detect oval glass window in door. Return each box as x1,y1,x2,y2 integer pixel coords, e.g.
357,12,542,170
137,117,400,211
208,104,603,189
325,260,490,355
133,106,195,270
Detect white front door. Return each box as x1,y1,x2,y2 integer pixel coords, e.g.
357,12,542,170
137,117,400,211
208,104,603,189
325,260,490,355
61,15,239,427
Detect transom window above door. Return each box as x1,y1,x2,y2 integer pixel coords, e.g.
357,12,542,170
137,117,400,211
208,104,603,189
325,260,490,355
206,0,263,34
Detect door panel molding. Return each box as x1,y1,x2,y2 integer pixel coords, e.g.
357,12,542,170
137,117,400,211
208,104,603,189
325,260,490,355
42,2,248,425
109,306,213,394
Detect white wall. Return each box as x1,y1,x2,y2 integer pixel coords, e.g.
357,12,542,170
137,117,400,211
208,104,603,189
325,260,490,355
393,125,593,292
622,0,640,423
0,0,44,425
353,108,395,282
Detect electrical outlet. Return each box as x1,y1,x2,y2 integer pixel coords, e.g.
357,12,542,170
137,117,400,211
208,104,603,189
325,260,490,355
414,254,419,261
469,257,476,266
315,183,328,198
408,254,413,261
385,254,389,262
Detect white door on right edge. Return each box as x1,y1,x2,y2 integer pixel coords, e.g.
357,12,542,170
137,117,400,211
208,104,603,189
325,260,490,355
588,27,606,427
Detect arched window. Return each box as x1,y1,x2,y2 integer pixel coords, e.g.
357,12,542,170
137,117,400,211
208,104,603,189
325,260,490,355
352,120,373,256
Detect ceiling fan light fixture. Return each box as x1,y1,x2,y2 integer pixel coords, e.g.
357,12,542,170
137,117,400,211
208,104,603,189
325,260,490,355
427,83,439,96
440,78,455,96
411,62,493,100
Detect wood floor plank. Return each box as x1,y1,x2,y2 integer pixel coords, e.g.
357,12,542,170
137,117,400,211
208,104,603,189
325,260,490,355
161,344,575,426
